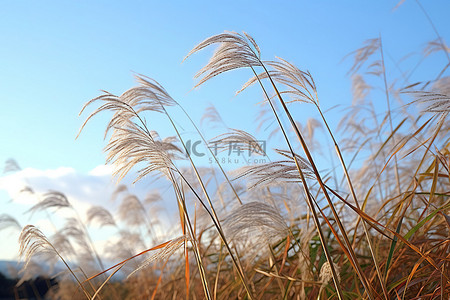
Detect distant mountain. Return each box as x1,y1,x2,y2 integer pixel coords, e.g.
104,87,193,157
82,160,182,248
0,260,63,279
0,260,21,279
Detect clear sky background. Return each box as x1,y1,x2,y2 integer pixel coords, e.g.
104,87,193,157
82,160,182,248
0,1,449,261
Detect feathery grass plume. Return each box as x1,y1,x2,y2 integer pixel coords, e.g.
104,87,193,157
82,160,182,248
201,104,225,128
297,225,316,281
238,57,319,106
345,38,380,75
18,225,65,272
144,190,162,204
20,186,34,194
0,214,21,231
86,206,116,228
26,191,72,216
223,202,288,245
423,38,450,58
111,184,128,202
105,125,181,182
433,76,450,95
405,90,450,125
127,235,189,278
319,261,341,295
183,31,262,88
187,30,362,299
18,225,90,298
50,231,76,258
3,158,21,173
42,231,76,274
209,128,267,156
117,194,149,227
233,149,313,189
80,75,219,298
351,74,372,104
78,75,181,182
61,218,96,260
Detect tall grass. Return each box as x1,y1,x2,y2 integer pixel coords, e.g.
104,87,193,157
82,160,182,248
3,7,450,299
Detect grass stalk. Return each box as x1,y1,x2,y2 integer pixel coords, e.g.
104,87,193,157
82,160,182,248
260,64,375,299
379,35,402,196
315,105,389,298
249,66,345,299
157,102,254,299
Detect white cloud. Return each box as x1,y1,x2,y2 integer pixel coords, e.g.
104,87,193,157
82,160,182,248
0,166,115,208
0,165,182,261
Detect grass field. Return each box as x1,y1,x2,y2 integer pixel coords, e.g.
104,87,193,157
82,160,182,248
2,5,450,300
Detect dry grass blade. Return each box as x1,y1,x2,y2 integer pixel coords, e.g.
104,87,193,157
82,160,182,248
351,74,372,104
84,236,185,289
183,31,262,88
127,235,188,278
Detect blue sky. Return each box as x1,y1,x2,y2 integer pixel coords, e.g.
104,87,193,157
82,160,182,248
0,1,449,260
1,1,449,172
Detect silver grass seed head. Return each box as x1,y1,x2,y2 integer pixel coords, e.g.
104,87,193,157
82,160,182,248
209,128,267,156
319,261,340,286
86,205,116,227
184,31,262,88
18,225,57,270
3,158,21,173
79,76,181,184
0,214,21,231
223,202,289,245
232,149,313,189
26,191,72,217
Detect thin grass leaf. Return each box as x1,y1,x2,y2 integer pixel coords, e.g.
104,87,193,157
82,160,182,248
127,235,188,278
